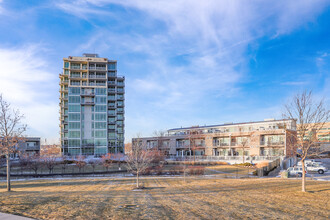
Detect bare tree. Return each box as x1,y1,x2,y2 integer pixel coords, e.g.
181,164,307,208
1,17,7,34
126,137,154,188
41,145,59,174
188,128,204,161
240,137,249,163
153,130,167,152
113,153,124,170
88,159,99,173
283,90,329,192
19,153,29,174
60,155,70,174
101,153,113,172
0,94,27,191
75,155,86,173
27,155,42,175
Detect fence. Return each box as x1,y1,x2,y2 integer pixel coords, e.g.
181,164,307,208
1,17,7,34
256,158,281,177
166,155,282,162
0,162,127,178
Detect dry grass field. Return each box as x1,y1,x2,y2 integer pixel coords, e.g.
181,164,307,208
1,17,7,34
0,176,329,219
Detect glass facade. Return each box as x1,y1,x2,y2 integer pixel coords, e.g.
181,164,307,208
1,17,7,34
60,54,125,156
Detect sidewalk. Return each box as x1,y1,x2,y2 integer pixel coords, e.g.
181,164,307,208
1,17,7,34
0,212,33,220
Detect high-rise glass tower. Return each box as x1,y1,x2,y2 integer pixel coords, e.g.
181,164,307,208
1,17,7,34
59,53,125,156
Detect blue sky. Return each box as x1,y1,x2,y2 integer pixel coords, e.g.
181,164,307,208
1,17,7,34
0,0,329,144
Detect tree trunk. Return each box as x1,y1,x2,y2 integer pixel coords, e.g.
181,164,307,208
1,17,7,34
242,147,245,163
136,171,139,188
6,154,11,191
301,160,306,192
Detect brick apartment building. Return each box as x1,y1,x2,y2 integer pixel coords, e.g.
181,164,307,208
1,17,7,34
133,119,297,157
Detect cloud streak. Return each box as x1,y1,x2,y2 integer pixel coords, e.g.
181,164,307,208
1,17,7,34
0,45,59,143
53,0,330,140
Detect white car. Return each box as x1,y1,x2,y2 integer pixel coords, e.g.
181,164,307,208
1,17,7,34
306,163,328,174
297,159,323,166
287,166,307,177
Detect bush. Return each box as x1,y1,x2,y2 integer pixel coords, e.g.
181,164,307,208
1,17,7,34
188,166,205,175
63,160,75,164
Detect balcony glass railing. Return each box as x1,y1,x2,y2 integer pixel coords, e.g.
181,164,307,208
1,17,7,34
89,66,106,70
71,66,81,70
89,75,106,79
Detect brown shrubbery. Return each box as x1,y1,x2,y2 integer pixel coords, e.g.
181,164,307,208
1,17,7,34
188,166,205,175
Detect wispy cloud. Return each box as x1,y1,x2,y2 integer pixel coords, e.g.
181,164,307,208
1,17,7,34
0,0,4,14
0,45,59,143
281,81,309,86
53,0,330,140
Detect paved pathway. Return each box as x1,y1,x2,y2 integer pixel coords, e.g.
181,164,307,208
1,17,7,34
0,212,33,220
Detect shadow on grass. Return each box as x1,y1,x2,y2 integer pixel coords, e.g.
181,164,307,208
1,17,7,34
308,188,330,193
0,179,134,189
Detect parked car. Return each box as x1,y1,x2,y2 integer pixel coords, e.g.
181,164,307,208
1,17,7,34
287,166,307,177
297,159,323,166
306,163,328,174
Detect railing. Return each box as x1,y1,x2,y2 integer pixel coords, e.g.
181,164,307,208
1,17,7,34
71,66,81,70
108,81,116,85
81,92,95,96
81,101,95,105
89,75,106,79
89,67,106,70
166,155,282,162
88,83,106,86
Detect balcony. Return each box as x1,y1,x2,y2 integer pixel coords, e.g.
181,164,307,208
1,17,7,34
89,75,107,79
81,101,95,106
70,75,81,79
108,81,116,85
82,144,94,148
260,141,284,146
59,80,69,85
60,88,68,93
89,66,106,70
80,92,95,97
108,72,116,77
88,83,106,86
